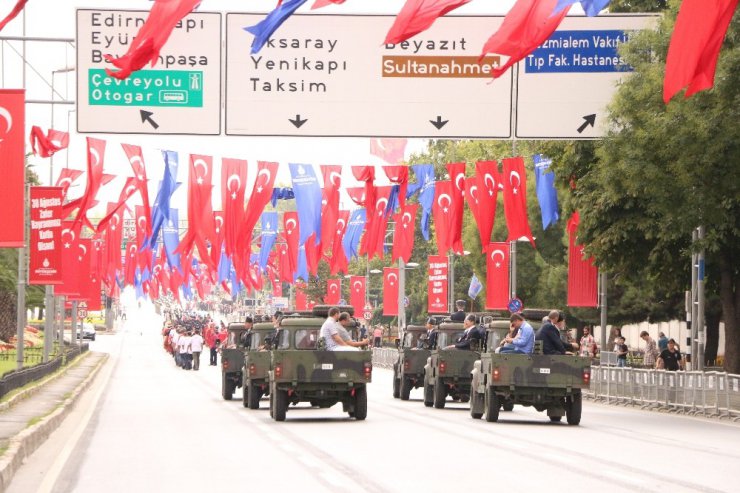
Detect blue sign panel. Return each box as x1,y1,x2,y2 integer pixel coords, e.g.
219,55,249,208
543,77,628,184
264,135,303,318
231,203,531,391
524,30,634,73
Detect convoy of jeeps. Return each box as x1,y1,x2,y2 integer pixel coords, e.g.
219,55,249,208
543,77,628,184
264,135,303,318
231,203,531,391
221,306,590,425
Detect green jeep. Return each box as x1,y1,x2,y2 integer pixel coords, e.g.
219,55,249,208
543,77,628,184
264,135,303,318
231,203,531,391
268,310,372,422
221,323,248,400
392,325,432,400
241,323,277,409
423,323,481,409
469,317,591,425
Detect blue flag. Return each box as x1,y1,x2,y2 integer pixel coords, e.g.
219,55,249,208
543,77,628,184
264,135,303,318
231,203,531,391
270,187,295,207
182,280,193,301
134,268,145,300
148,150,180,248
408,164,435,240
218,250,231,284
342,209,367,260
258,212,278,271
289,163,322,247
228,265,241,299
244,0,309,54
468,273,483,299
163,208,182,272
296,245,309,282
554,0,610,16
534,154,559,230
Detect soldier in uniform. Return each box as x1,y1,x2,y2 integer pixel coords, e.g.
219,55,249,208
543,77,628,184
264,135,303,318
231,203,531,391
449,300,467,322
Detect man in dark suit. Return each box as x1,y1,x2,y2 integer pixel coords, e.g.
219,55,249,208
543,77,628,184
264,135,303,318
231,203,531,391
449,300,467,322
535,310,567,355
448,314,484,350
417,318,439,350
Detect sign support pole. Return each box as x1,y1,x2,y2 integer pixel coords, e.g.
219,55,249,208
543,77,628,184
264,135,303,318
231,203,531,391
71,300,79,347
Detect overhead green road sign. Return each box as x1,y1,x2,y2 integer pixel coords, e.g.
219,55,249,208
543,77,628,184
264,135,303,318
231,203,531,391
88,69,204,107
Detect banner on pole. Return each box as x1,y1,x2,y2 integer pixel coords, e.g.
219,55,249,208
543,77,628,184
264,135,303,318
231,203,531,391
427,255,448,313
29,187,63,285
0,89,25,247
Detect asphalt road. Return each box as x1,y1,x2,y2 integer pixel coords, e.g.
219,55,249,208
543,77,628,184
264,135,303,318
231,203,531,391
8,310,740,493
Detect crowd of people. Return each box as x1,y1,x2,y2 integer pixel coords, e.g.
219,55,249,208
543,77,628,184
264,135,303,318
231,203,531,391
161,313,226,370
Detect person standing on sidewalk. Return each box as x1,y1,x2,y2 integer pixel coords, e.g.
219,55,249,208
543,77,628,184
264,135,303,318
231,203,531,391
191,329,204,371
373,325,383,348
640,331,659,368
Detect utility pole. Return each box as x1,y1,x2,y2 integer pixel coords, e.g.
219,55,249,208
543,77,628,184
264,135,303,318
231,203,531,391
697,226,705,370
599,271,607,352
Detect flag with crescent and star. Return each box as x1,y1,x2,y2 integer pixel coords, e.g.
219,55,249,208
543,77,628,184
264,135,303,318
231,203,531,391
350,275,366,317
238,161,279,274
361,186,392,260
178,154,216,272
383,267,399,316
567,211,599,307
392,203,418,263
432,180,454,256
320,165,342,255
502,157,536,248
122,144,152,239
29,126,69,158
221,158,247,258
325,279,341,305
475,160,501,251
485,242,510,310
446,162,466,254
384,0,471,45
329,210,351,275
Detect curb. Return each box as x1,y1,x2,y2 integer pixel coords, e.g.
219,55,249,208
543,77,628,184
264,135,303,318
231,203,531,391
0,353,109,492
0,351,91,414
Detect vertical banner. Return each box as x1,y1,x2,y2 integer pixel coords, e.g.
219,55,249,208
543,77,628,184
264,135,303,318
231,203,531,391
485,242,510,310
567,212,598,307
427,255,448,313
295,282,308,311
29,187,63,284
349,275,366,317
56,221,81,297
0,89,25,247
326,278,341,305
383,267,399,316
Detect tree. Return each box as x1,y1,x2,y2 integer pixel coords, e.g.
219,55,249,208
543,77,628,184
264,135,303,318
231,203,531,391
551,4,740,371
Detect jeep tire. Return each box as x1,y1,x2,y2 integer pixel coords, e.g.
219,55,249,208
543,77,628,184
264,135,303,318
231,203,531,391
392,365,400,399
433,377,446,409
274,389,288,422
242,381,250,408
248,383,262,409
400,377,412,401
353,386,368,420
469,386,484,419
566,390,582,426
484,387,500,422
423,380,434,407
222,375,234,401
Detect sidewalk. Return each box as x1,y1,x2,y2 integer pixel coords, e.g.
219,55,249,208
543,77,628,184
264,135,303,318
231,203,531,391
0,351,108,491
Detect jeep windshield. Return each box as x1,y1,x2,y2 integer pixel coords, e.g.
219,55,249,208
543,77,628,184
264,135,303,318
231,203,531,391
403,330,425,348
295,329,320,350
436,331,466,348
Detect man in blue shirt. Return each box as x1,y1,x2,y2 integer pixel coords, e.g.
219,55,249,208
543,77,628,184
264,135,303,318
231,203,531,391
498,313,534,354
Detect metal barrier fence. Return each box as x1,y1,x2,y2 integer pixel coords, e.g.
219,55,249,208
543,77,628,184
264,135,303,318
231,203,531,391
587,366,740,420
0,344,89,399
372,348,398,369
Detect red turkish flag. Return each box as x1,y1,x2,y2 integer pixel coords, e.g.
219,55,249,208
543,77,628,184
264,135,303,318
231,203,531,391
329,210,350,275
179,154,216,271
392,203,418,263
237,161,278,275
305,234,321,277
135,205,153,271
371,139,407,165
95,177,138,233
124,242,138,287
72,137,115,231
278,243,292,283
479,0,569,79
326,279,341,305
29,187,64,285
30,126,69,158
69,238,98,308
350,275,366,316
475,160,500,251
346,187,367,206
320,165,342,255
221,158,247,258
427,255,448,313
101,203,124,289
104,0,201,79
446,162,466,254
502,157,535,248
312,0,346,9
121,143,152,238
211,211,225,271
664,0,739,102
361,185,392,260
383,267,399,316
567,212,598,307
352,165,376,250
283,211,299,281
56,221,82,296
55,168,83,200
485,242,510,310
0,89,25,247
385,1,471,44
384,165,410,209
432,180,454,256
90,236,104,291
295,282,308,311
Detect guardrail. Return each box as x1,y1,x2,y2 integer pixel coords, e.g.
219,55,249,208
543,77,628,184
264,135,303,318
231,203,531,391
372,348,397,369
0,344,89,399
587,366,740,420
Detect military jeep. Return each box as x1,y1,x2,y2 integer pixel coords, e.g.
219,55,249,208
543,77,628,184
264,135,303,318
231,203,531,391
241,322,277,409
423,322,481,409
221,323,248,400
268,308,372,422
392,325,433,400
469,317,591,425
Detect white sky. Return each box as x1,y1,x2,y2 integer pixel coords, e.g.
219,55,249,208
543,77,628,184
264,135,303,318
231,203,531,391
1,0,558,215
